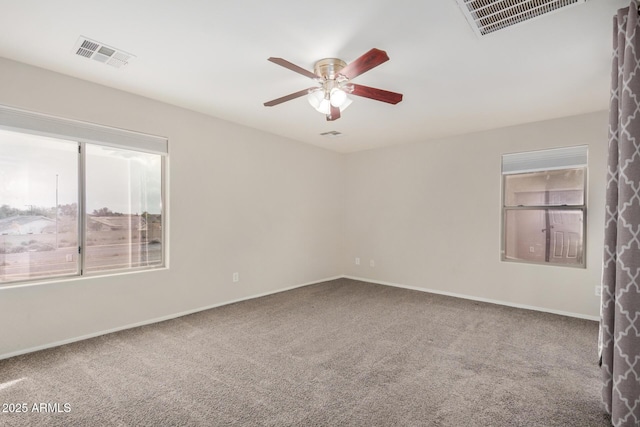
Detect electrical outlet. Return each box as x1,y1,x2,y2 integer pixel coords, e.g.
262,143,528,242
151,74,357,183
233,272,239,283
370,260,375,267
529,246,535,253
595,286,602,297
355,257,360,265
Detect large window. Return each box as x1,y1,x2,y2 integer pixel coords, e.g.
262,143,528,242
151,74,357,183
0,106,166,285
501,146,587,268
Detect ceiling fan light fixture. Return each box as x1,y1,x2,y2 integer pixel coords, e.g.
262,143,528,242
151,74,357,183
339,97,353,112
307,90,323,110
308,89,333,114
329,88,348,108
317,98,331,115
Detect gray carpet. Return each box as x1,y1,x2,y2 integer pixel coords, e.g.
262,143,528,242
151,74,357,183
0,278,610,426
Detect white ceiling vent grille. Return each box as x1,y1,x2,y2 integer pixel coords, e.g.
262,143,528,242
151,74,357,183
73,36,135,68
455,0,587,36
320,131,343,137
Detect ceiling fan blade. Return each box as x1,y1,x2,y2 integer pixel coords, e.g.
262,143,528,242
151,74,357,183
339,48,389,80
327,105,341,121
268,57,318,80
264,87,317,107
350,84,403,105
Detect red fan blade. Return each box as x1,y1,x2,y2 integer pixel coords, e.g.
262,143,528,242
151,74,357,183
268,57,318,80
264,87,317,107
339,48,389,80
326,105,341,121
350,84,403,105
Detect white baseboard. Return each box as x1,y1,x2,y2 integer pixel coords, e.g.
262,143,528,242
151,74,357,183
1,274,598,360
0,275,342,361
342,275,600,322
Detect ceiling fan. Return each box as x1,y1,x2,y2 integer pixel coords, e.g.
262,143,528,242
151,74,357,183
264,48,403,121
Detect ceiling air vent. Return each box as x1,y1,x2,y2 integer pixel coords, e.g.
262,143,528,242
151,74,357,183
320,131,343,137
73,36,135,68
455,0,587,36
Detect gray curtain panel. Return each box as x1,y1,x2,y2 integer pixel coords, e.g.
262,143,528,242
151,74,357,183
600,3,640,426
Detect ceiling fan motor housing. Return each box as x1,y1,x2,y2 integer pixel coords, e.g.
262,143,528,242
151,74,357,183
314,58,347,80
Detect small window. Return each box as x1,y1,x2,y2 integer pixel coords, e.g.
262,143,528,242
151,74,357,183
501,146,587,268
0,105,167,285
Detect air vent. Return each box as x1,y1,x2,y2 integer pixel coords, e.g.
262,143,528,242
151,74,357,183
455,0,586,36
320,131,343,137
73,36,135,68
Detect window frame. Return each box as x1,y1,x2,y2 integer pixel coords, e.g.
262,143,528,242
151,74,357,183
500,147,587,268
0,105,167,286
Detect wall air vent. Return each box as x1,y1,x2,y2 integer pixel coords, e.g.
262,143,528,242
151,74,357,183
455,0,587,36
73,36,135,68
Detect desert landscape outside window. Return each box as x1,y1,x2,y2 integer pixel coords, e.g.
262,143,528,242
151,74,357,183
84,145,163,273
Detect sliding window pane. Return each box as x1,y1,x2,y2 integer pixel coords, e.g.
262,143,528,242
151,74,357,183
85,145,162,273
0,129,79,283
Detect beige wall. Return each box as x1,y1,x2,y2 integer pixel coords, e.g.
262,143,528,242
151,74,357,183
0,57,608,358
0,58,345,357
344,111,607,319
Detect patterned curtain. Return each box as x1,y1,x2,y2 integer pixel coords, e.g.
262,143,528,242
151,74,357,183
600,3,640,426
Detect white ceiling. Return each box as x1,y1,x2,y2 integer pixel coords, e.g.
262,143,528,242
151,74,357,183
0,0,628,153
